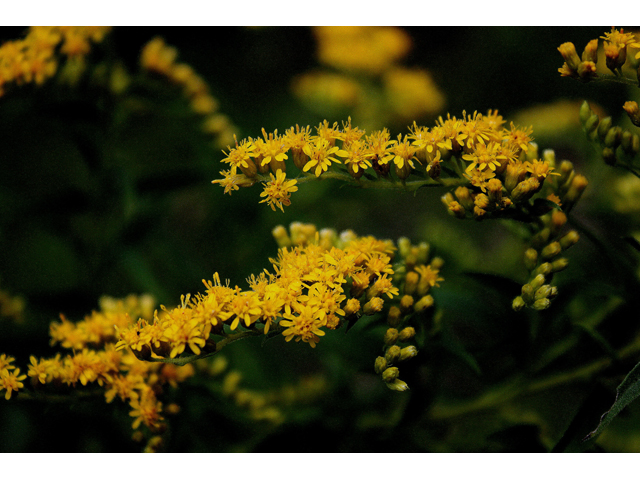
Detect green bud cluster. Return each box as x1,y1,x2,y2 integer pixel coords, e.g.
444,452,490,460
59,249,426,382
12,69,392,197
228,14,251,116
513,200,580,311
373,239,443,391
580,101,640,168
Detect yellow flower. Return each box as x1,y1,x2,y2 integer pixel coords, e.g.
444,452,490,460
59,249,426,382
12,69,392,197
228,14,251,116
314,26,412,75
212,170,255,195
0,354,16,372
281,304,326,348
462,141,506,174
302,138,346,177
129,389,164,430
254,129,289,171
342,139,373,178
382,67,446,121
503,122,534,154
380,134,418,171
221,136,256,176
259,170,298,212
0,368,27,400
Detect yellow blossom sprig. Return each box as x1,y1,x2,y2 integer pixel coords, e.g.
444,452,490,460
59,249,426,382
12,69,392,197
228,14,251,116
0,26,112,97
558,27,640,85
1,294,195,446
115,223,402,363
110,222,434,390
212,112,557,220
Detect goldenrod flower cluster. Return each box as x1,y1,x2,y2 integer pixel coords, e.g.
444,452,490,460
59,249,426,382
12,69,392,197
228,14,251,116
558,27,640,81
292,27,445,126
140,37,236,147
0,354,26,400
375,238,443,391
214,112,563,223
0,26,111,97
115,222,399,359
1,295,195,437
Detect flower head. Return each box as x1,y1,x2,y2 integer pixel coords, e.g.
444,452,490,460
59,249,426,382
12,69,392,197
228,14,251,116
259,170,298,212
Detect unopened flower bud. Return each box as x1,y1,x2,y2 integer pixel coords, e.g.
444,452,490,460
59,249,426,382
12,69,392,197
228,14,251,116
604,42,627,72
454,186,474,211
535,284,554,301
387,306,402,327
386,379,409,391
414,295,434,312
582,39,599,63
521,283,535,305
431,257,445,270
551,257,569,272
564,175,588,204
604,126,621,148
542,149,557,168
344,298,361,317
534,262,553,277
558,42,581,71
559,230,579,250
580,101,593,124
399,346,418,362
532,298,551,310
524,248,538,271
525,142,539,163
385,345,402,364
578,61,597,80
382,366,400,383
541,241,562,260
532,228,551,249
398,326,416,342
584,114,600,134
363,297,384,315
602,147,617,166
530,273,546,290
404,271,419,295
374,356,388,374
399,295,414,312
551,210,567,231
487,178,503,204
383,328,399,346
621,130,634,154
272,225,292,248
512,296,526,311
510,178,540,203
558,160,575,189
624,101,640,127
597,116,613,140
222,371,242,396
397,237,412,258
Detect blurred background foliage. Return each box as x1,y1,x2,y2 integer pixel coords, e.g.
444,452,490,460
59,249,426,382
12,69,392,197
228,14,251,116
1,26,640,452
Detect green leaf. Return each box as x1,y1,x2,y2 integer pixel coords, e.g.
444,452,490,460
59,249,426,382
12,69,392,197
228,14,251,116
584,360,640,441
622,236,640,254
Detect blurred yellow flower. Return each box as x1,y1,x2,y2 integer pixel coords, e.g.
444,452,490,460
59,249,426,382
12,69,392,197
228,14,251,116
314,26,412,74
383,67,446,121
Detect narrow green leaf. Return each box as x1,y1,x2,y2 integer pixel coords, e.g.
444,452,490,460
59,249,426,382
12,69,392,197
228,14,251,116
622,236,640,254
584,360,640,441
